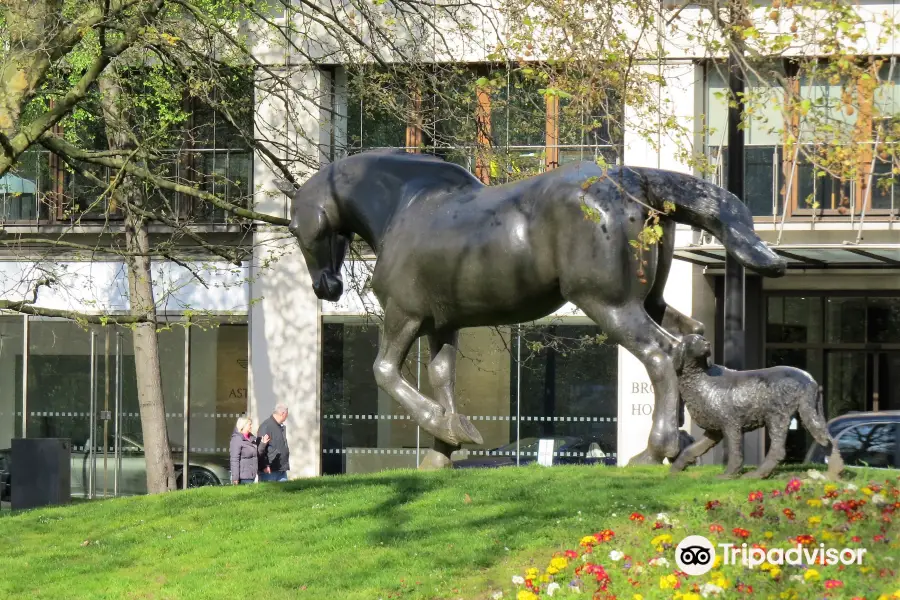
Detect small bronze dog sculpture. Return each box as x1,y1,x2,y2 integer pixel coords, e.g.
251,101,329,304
670,334,843,479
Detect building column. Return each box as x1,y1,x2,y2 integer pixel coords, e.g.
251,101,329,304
617,61,702,465
248,229,322,478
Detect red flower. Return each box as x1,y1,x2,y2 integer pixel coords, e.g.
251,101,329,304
852,536,862,543
595,529,615,542
770,489,782,498
874,534,886,543
565,550,578,559
748,491,764,502
652,521,666,530
709,524,724,533
825,580,844,589
733,528,751,539
783,508,796,520
793,534,815,546
706,500,721,511
630,512,645,522
786,478,802,494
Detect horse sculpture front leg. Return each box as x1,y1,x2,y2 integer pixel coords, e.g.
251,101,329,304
418,330,469,470
373,302,484,453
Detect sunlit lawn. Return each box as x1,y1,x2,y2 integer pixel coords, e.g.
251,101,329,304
0,464,896,600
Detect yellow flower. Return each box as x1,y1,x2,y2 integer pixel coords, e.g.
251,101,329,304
821,530,834,541
517,591,539,600
764,531,774,539
807,499,822,508
546,566,559,575
675,594,701,600
780,589,798,600
660,574,678,589
710,571,729,589
549,557,568,570
861,566,873,574
861,487,873,495
713,555,723,569
770,566,782,579
760,562,773,572
804,569,820,582
633,595,644,600
539,574,550,584
808,516,822,526
651,533,673,551
580,536,596,546
824,484,837,494
525,568,539,579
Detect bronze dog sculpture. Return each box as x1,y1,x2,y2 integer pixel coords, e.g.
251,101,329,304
670,334,844,479
277,150,786,467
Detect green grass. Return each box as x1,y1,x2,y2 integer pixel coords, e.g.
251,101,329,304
0,465,896,600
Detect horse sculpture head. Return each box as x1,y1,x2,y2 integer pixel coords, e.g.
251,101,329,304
277,175,349,302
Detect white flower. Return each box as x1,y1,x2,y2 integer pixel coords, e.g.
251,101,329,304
491,592,503,600
511,575,525,585
700,583,723,597
656,512,670,523
872,493,888,506
845,483,858,492
821,498,832,506
546,582,561,597
648,557,669,567
790,574,805,584
609,550,625,562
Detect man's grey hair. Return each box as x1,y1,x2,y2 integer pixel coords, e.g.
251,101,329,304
274,403,289,416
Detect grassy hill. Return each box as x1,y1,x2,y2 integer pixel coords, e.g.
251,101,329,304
0,465,896,600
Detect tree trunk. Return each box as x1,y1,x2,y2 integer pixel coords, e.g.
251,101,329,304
99,74,175,493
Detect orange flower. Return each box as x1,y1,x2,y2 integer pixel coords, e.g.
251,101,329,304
748,491,764,502
630,512,645,522
709,524,724,533
733,528,751,539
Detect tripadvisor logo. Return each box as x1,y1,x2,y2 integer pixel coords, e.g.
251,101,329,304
675,535,716,576
675,534,869,577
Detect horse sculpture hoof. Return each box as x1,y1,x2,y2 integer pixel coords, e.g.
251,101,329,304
628,449,665,465
419,449,454,470
421,411,484,446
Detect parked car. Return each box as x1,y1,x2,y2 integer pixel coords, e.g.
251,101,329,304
452,436,617,468
805,411,899,470
0,432,231,499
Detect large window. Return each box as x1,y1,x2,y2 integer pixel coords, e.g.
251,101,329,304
765,294,900,462
0,315,248,498
704,59,899,219
1,76,253,226
320,319,618,475
341,65,622,186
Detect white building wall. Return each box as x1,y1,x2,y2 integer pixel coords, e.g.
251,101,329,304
617,61,702,465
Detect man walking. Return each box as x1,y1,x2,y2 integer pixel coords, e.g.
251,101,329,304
257,403,290,482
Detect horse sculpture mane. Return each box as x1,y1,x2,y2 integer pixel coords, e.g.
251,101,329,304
280,151,787,468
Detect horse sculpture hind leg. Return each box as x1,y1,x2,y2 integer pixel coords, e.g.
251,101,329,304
373,300,483,452
571,296,684,462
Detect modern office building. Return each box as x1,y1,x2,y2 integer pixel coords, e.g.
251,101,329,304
1,2,898,496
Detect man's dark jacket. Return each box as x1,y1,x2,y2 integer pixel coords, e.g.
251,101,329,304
257,415,290,472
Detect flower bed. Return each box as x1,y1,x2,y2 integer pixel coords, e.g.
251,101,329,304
503,472,899,599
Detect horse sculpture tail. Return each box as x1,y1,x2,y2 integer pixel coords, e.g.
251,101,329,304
624,166,787,278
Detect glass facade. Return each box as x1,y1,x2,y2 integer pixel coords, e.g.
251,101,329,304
321,319,618,474
765,294,900,462
705,61,899,218
0,315,248,498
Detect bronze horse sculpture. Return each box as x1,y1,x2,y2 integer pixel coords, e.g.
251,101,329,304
277,149,786,467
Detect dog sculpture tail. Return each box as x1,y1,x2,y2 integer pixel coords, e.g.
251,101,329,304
798,385,845,480
621,167,787,278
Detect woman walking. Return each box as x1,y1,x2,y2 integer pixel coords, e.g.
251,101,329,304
230,416,270,485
